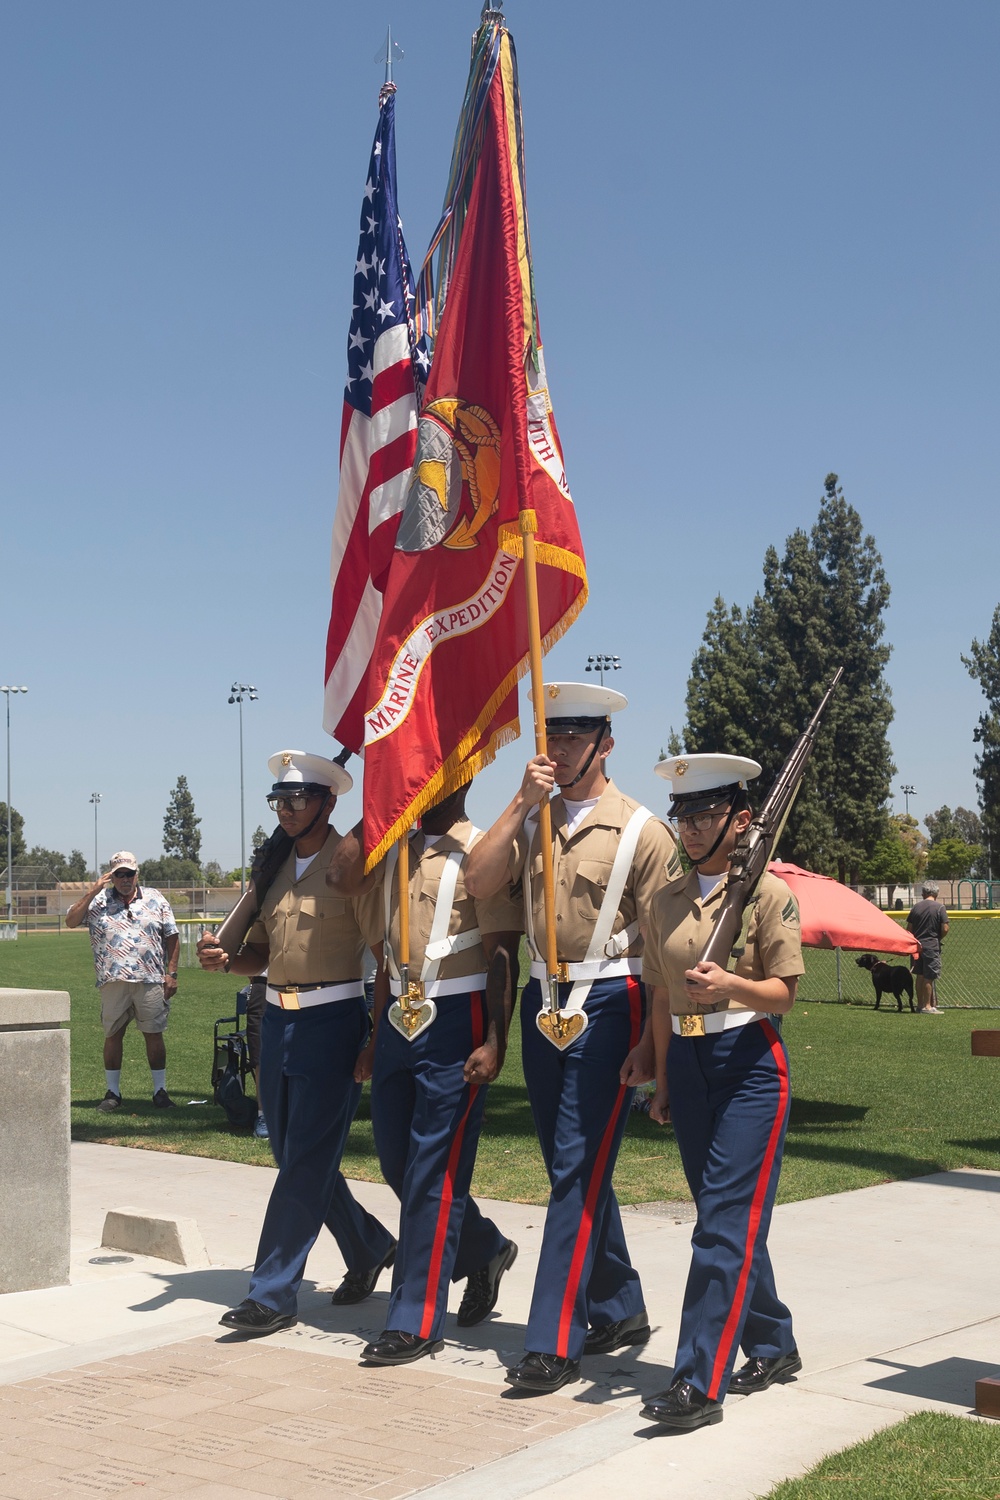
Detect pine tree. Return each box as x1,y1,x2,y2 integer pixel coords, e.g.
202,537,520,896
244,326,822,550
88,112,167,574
962,604,1000,879
163,775,202,863
684,597,758,760
681,474,895,880
809,474,894,882
0,804,26,869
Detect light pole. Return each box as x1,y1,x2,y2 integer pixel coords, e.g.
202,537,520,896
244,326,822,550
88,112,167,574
585,654,621,686
228,684,258,894
89,792,102,881
901,784,916,818
2,685,28,918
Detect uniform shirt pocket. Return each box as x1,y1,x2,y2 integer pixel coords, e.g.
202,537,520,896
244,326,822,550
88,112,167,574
571,858,614,928
294,895,323,953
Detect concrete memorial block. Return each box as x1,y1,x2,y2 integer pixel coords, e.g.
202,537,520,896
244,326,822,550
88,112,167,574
0,987,71,1293
101,1208,210,1267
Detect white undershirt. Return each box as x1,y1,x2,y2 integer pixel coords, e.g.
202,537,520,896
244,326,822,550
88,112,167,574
697,871,724,900
295,852,318,880
562,796,600,837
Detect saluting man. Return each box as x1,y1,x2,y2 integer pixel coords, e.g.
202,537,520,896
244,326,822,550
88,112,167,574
329,782,521,1365
197,751,395,1335
465,684,680,1392
628,753,804,1431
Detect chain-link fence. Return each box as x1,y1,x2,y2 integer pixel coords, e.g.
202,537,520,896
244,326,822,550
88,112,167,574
176,916,223,968
801,911,1000,1008
58,908,1000,1007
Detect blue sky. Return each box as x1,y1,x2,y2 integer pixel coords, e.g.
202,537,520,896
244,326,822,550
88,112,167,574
2,0,998,873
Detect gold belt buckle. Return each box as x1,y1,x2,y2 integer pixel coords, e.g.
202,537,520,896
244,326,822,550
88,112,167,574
679,1013,706,1037
556,961,570,984
278,990,301,1010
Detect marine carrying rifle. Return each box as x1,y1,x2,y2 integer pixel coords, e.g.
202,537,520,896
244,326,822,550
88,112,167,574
211,826,294,961
698,667,843,971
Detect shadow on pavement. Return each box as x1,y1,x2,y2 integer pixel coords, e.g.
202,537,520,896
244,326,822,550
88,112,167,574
866,1353,1000,1404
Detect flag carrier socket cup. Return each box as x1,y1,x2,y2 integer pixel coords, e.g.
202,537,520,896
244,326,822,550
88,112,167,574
385,832,437,1041
536,966,588,1049
387,965,437,1041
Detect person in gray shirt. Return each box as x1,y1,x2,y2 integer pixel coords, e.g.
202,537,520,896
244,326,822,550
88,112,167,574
907,883,949,1013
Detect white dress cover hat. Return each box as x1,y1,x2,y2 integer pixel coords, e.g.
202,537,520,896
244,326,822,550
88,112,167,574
542,681,628,725
654,752,761,814
267,749,353,796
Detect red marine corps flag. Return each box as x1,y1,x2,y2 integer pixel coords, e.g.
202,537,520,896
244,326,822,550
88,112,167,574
361,13,588,867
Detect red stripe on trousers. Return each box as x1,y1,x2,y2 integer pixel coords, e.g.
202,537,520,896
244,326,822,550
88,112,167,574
707,1017,790,1400
419,993,484,1339
555,978,642,1359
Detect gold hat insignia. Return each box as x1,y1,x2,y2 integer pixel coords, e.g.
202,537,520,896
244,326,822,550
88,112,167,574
281,753,293,766
547,685,560,699
675,759,688,776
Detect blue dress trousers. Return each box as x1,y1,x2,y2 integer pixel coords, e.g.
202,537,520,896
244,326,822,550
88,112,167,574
519,974,647,1361
249,997,395,1317
667,1016,795,1400
371,989,507,1341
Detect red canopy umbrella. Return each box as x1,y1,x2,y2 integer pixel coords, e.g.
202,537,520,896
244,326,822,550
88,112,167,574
769,862,920,957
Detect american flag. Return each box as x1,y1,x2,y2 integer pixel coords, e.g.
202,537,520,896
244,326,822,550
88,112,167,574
323,88,426,751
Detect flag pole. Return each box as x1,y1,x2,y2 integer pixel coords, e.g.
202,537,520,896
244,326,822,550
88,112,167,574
520,508,565,1030
397,828,414,1015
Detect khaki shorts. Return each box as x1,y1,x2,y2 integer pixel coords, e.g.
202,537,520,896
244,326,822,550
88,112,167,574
99,981,170,1037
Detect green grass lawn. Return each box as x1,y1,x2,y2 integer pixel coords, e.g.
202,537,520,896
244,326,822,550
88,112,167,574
3,932,1000,1204
761,1412,1000,1499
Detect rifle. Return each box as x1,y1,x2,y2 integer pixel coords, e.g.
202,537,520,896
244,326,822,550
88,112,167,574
209,826,294,961
698,667,843,971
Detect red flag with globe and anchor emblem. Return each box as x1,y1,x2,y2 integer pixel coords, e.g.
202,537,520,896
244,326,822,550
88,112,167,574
361,17,587,868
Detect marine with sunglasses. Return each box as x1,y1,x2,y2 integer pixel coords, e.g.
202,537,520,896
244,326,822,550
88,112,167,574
197,750,395,1335
622,753,804,1431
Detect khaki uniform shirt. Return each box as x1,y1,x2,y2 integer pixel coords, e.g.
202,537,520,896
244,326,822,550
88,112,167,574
642,868,804,1014
362,819,522,984
245,828,369,988
511,780,681,965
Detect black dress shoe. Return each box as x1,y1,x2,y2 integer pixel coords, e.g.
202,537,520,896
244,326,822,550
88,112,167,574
583,1309,651,1355
504,1352,581,1393
330,1240,396,1305
728,1349,802,1394
219,1298,296,1336
640,1378,723,1430
456,1239,518,1327
361,1329,443,1365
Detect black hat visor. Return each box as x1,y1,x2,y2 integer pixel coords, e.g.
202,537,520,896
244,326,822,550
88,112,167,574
668,781,744,818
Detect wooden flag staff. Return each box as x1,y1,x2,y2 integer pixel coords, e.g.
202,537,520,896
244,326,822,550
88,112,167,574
520,509,580,1047
387,828,435,1039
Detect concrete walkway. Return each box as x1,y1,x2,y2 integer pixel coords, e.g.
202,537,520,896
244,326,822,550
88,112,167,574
1,1144,998,1498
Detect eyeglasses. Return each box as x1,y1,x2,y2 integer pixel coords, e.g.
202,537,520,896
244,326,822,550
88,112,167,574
112,868,136,878
669,809,730,833
266,793,317,812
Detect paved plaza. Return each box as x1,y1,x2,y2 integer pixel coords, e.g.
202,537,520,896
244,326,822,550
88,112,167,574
1,1143,998,1498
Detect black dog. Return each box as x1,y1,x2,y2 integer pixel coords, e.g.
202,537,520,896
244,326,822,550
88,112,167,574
856,953,915,1012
